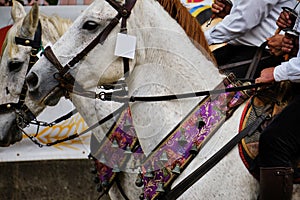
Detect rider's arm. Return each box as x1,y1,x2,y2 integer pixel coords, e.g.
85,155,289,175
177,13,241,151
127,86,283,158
204,0,282,45
274,55,300,82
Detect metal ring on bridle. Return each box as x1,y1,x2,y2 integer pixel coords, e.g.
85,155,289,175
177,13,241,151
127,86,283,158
120,8,130,17
98,92,106,101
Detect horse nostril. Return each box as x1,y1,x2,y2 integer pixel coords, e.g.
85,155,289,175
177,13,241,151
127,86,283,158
8,60,24,72
26,72,39,90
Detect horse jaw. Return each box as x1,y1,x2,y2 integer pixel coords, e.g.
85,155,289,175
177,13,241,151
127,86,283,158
0,112,22,146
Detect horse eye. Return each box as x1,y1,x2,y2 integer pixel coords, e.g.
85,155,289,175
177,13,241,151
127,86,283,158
8,60,24,72
82,21,99,30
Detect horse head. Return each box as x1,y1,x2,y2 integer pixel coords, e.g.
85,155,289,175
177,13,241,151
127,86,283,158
26,0,125,107
26,0,220,155
0,0,72,146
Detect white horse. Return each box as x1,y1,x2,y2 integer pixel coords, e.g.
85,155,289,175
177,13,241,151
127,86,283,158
26,0,300,199
0,2,134,199
0,0,76,146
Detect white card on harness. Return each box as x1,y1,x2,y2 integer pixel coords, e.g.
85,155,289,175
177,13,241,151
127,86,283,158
114,33,136,59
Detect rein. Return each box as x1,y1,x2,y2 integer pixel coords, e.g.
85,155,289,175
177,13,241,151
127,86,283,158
45,78,267,103
98,82,267,102
21,103,127,147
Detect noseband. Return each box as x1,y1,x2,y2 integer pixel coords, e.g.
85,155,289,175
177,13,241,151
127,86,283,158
42,0,137,97
1,21,42,126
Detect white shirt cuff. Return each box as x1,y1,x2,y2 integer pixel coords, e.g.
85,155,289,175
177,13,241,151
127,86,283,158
204,30,213,45
274,64,288,82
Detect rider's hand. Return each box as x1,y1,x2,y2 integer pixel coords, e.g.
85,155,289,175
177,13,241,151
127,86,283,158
277,11,293,30
281,36,294,53
267,34,284,56
211,0,232,19
255,67,275,83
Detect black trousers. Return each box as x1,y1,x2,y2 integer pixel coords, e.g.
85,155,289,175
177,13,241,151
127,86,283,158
258,93,300,168
213,44,285,79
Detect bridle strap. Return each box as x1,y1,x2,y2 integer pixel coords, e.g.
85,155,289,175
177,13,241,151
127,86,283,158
245,41,268,79
19,21,42,104
1,21,43,123
44,0,136,75
18,21,43,122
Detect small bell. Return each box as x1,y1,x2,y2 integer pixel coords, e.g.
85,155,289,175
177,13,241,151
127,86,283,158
172,163,181,175
93,176,100,184
112,164,120,172
135,158,142,167
135,172,144,187
178,133,187,146
101,179,109,187
156,182,165,193
90,167,97,174
162,167,170,178
99,154,107,164
123,118,131,131
144,168,154,178
159,151,168,162
111,138,119,148
139,193,145,200
124,145,132,154
189,143,198,155
130,159,139,169
96,184,102,192
197,117,205,129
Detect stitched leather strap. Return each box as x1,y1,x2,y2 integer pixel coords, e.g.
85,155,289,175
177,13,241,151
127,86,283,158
245,41,268,79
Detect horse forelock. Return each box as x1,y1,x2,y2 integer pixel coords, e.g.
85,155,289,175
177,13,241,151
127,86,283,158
156,0,216,65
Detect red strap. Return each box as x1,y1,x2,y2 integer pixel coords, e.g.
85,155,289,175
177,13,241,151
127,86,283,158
0,24,13,56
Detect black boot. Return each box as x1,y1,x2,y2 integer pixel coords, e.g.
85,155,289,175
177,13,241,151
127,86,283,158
259,167,294,200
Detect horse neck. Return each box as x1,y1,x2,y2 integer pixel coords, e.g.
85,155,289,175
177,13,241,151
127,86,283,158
125,0,223,155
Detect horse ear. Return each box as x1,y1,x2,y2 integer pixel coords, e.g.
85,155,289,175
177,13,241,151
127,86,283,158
11,0,26,22
20,3,39,37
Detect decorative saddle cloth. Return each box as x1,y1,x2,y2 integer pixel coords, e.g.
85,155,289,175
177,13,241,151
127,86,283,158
90,73,251,199
238,81,300,184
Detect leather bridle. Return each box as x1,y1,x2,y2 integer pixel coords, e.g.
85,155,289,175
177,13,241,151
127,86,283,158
42,0,137,98
1,21,42,127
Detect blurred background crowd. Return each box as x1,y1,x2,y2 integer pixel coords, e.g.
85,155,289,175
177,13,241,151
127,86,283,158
0,0,93,6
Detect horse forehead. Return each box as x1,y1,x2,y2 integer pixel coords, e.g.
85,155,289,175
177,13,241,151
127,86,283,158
82,0,117,17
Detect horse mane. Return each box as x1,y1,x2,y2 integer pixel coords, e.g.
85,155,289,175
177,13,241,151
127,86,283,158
157,0,217,65
2,14,72,58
